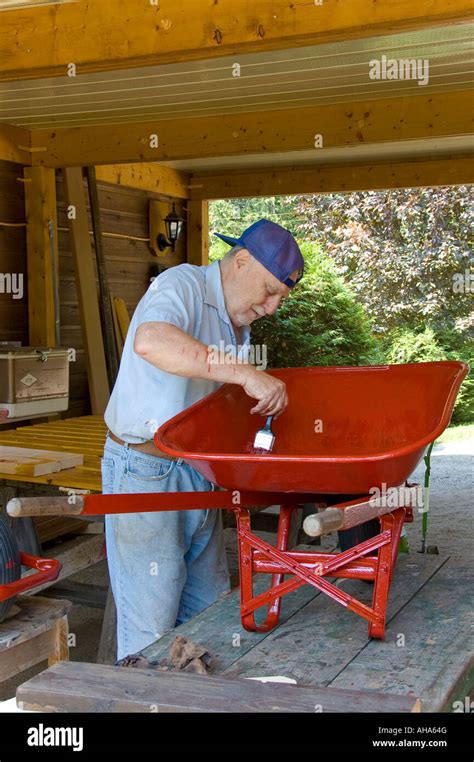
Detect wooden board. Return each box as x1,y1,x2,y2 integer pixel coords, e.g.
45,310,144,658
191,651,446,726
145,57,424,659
19,534,105,596
62,167,110,415
0,596,71,653
142,552,443,672
328,558,474,712
0,415,104,490
0,446,83,476
141,553,471,711
15,660,420,713
0,596,71,683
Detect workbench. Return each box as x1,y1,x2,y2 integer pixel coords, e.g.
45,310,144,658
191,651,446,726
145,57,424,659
14,550,473,712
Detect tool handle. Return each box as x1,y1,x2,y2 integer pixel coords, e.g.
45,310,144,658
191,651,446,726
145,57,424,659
7,496,84,517
265,415,274,430
303,507,344,537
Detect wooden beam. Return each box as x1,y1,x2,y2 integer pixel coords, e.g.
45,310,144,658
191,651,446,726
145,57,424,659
187,200,209,266
1,0,473,81
61,167,110,415
190,156,474,199
23,166,58,346
16,660,422,713
0,122,32,165
95,164,190,200
30,91,473,168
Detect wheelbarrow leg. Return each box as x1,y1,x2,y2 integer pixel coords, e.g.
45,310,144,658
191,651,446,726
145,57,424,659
368,507,406,639
237,505,299,633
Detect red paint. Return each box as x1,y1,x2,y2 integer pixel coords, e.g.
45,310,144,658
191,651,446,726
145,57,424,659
155,362,468,493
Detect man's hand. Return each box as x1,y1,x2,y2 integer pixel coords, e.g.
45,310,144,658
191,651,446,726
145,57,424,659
135,322,288,417
241,366,288,418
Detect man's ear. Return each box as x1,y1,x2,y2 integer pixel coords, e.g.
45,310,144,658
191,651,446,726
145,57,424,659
233,248,251,271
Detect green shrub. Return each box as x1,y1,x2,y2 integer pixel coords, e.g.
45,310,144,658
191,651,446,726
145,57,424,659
384,327,473,423
250,243,382,368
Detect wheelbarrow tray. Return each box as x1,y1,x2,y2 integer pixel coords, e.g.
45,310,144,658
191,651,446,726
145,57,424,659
155,361,468,494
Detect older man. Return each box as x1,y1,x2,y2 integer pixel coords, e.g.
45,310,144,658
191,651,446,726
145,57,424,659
102,218,304,660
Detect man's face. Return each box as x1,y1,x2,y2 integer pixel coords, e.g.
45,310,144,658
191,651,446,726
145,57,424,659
223,249,298,328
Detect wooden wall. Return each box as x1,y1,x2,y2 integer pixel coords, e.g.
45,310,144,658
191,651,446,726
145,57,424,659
0,161,28,345
0,160,186,419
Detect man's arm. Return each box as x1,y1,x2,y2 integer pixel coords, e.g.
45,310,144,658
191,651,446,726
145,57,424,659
134,321,287,417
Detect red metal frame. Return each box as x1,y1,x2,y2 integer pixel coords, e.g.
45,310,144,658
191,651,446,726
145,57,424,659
236,502,411,639
6,488,415,637
0,553,61,602
75,488,414,639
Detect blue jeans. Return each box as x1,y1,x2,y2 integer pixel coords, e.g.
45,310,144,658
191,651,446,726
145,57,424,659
101,435,230,660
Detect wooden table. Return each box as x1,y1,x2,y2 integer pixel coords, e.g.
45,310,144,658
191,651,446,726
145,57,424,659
13,551,473,712
0,596,72,685
0,415,106,492
139,551,472,713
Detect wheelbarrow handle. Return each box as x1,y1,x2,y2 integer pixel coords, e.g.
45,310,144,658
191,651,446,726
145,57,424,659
0,553,61,601
303,508,344,537
7,496,84,517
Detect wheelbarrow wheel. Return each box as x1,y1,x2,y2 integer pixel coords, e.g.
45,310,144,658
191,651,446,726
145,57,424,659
0,514,21,623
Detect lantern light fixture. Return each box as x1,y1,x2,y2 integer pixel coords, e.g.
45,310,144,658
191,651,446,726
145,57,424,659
157,203,184,253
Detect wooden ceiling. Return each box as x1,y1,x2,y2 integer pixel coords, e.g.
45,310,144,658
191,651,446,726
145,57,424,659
0,24,472,130
0,0,471,190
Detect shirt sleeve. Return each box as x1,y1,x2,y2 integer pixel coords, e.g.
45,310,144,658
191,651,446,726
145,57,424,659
135,266,200,335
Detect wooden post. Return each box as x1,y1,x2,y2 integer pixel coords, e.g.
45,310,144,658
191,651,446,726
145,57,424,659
186,199,208,266
62,167,110,415
23,167,58,347
86,166,119,386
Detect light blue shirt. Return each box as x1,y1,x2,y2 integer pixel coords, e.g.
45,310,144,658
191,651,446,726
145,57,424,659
104,260,251,443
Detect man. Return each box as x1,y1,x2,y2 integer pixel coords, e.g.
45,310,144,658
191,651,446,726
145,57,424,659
102,218,304,660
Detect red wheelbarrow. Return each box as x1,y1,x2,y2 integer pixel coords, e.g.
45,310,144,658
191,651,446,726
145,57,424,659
5,361,468,639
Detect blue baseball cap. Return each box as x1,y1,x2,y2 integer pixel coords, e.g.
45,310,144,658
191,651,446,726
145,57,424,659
214,219,304,288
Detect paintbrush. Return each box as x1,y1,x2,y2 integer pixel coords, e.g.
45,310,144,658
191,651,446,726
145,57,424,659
252,415,275,453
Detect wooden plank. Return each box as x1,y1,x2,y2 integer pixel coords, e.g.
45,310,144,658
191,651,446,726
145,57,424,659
0,446,83,470
113,297,130,346
86,166,119,386
48,615,69,667
34,514,98,543
2,0,472,81
142,546,323,670
23,166,58,346
19,534,105,595
142,553,445,681
15,660,420,713
186,199,209,266
0,628,57,683
0,596,71,682
62,168,110,414
31,91,473,167
95,164,190,200
191,156,474,200
328,558,474,712
0,596,71,651
0,459,102,490
110,294,124,359
0,455,62,476
222,554,447,682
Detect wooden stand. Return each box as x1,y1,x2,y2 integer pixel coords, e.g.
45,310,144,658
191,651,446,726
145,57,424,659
0,596,71,684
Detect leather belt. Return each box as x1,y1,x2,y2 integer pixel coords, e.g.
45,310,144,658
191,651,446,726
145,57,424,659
107,430,176,461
